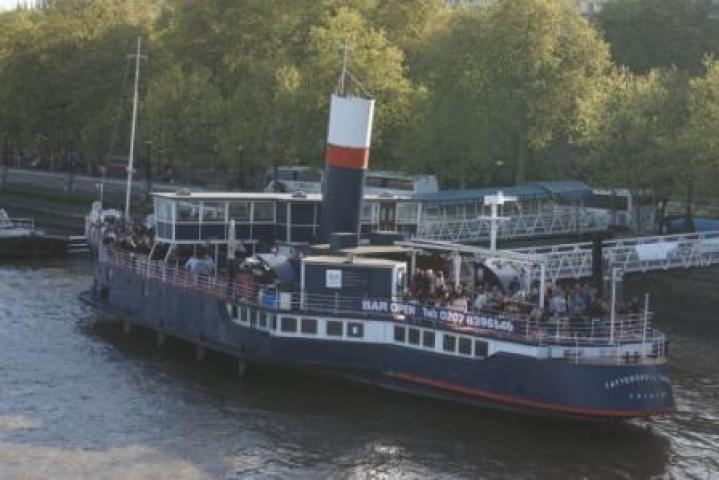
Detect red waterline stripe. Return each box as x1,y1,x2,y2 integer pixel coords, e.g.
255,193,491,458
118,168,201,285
325,143,369,170
387,371,675,419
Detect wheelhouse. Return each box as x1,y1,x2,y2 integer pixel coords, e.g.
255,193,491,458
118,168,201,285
152,191,420,248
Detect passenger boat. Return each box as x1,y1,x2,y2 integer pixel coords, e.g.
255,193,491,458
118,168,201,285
84,82,675,420
0,209,68,258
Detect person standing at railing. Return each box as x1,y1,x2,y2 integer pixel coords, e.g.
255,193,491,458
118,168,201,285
185,247,214,276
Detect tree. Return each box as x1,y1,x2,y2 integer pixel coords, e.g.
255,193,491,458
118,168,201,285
683,59,719,201
595,0,719,75
577,68,690,207
146,66,225,178
402,0,611,186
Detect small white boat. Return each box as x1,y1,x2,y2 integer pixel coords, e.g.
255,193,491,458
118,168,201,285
0,209,67,258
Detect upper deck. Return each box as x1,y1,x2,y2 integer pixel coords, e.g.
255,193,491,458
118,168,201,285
98,246,667,367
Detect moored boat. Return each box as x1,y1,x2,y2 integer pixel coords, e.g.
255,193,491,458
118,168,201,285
84,71,675,420
0,209,70,258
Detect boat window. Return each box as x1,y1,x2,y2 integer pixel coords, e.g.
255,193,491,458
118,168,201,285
202,202,226,222
253,201,275,222
301,318,317,335
281,316,297,333
408,328,420,345
177,201,199,222
443,334,457,353
396,202,419,223
259,312,267,329
422,330,435,349
458,337,472,356
347,322,363,338
326,320,343,337
229,201,251,222
361,203,375,223
474,340,488,358
231,305,238,319
156,199,174,222
385,178,414,191
393,325,406,343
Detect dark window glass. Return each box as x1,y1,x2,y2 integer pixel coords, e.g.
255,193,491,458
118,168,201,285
231,305,238,319
259,312,267,328
347,322,364,338
253,201,275,222
394,326,406,343
458,337,472,355
443,335,457,352
229,201,251,222
301,318,318,335
177,201,199,221
474,340,488,358
408,328,420,345
271,315,277,330
326,320,343,337
422,330,435,349
250,309,257,326
281,316,297,333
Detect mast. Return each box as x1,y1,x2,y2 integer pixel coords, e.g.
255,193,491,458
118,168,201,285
125,36,144,222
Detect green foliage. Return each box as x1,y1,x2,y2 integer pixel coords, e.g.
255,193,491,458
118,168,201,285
0,0,717,200
403,0,610,186
683,59,719,198
577,68,689,198
596,0,719,74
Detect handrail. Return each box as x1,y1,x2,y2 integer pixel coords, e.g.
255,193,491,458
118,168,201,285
0,217,35,231
99,246,667,364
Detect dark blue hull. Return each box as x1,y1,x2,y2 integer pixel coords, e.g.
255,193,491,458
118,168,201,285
93,264,675,420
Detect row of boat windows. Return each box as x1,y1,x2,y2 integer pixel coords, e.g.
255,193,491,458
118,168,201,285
231,305,488,358
394,325,488,358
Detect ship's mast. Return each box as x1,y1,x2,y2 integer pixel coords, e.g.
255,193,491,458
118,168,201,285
124,37,146,222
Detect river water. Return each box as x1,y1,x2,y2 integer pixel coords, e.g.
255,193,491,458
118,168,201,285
0,258,716,479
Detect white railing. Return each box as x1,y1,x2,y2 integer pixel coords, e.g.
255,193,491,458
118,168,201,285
99,247,667,364
0,210,35,231
416,205,611,243
516,230,719,282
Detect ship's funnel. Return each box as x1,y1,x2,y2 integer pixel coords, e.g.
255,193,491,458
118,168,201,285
320,94,375,242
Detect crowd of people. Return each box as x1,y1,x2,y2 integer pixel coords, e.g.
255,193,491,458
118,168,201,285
406,267,643,328
100,216,154,254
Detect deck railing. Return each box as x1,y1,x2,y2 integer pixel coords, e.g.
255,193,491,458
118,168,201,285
99,246,667,363
0,210,35,231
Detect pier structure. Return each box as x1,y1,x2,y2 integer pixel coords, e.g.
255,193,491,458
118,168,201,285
403,229,719,285
413,181,653,243
515,230,719,282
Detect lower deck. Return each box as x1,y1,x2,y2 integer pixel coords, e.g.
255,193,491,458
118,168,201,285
92,260,676,419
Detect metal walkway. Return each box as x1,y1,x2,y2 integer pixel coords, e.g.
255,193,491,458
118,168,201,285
415,205,612,243
514,231,719,282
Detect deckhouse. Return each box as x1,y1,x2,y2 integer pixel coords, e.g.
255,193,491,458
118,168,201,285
152,191,420,248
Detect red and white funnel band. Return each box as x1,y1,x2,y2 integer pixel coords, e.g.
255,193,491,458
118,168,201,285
325,94,375,170
325,144,369,169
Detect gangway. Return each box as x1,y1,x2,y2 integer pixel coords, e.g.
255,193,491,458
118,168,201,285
415,204,611,243
514,230,719,282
